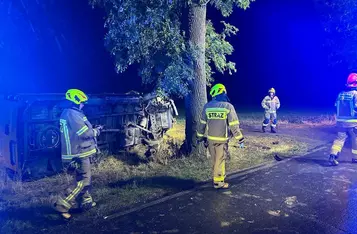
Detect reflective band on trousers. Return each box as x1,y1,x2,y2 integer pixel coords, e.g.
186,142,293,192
352,149,357,155
332,145,342,151
64,181,84,202
229,120,239,126
83,197,93,203
214,175,225,183
336,119,357,123
207,136,228,141
234,134,243,141
62,148,97,160
59,198,71,209
214,164,225,183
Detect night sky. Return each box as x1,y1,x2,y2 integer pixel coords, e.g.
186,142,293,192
0,0,349,110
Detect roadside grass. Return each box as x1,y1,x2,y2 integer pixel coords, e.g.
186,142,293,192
238,110,336,127
0,112,333,233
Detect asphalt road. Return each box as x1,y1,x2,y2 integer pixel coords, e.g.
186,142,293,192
92,147,357,234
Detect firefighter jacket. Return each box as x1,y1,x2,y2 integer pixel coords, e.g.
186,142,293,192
197,100,244,143
261,96,280,113
60,107,98,162
335,90,357,128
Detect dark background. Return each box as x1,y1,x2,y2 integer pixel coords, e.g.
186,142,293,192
0,0,348,110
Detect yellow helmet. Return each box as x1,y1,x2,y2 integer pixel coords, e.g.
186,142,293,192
268,88,276,94
210,83,227,97
65,89,88,105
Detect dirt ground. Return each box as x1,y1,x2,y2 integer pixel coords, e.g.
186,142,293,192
0,112,337,233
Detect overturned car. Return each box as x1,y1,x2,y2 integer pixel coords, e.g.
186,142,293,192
0,92,178,179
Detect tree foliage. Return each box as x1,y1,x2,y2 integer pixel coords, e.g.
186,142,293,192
90,0,254,97
316,0,357,69
206,20,238,83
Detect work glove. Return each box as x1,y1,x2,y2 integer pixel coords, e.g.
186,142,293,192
95,125,104,130
94,125,104,137
69,160,80,170
63,158,80,172
196,137,208,148
196,137,204,145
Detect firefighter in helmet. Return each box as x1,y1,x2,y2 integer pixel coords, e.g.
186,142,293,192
329,73,357,166
197,84,244,189
261,88,280,133
53,89,102,219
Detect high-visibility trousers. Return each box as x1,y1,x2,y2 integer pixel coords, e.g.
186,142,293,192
263,111,277,128
208,142,228,185
55,157,93,213
330,127,357,158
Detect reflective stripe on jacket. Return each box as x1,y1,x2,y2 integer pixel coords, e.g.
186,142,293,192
60,107,98,161
261,96,280,113
197,100,243,143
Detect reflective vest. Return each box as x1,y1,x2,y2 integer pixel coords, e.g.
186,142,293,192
197,100,243,143
60,107,98,162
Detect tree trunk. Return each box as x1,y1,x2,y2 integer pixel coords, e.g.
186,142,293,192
184,3,207,156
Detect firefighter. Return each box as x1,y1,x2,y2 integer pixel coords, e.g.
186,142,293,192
329,73,357,166
197,84,244,189
261,88,280,133
53,89,102,219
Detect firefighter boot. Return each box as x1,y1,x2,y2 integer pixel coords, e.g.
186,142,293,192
329,154,339,166
81,201,97,211
271,118,277,133
271,126,277,133
80,191,97,211
53,198,72,219
263,117,270,133
262,126,266,133
214,182,230,189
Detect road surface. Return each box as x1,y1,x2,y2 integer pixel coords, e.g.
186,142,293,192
92,147,357,234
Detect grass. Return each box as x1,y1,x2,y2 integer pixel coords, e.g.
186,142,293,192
0,111,335,233
238,110,336,126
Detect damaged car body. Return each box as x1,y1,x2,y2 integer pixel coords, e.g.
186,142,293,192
0,92,178,179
